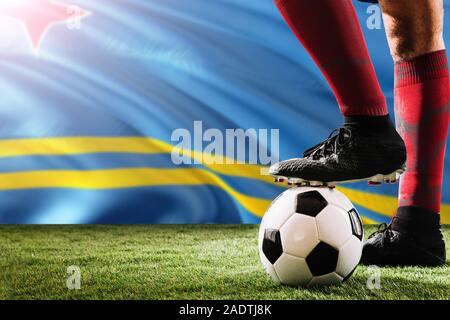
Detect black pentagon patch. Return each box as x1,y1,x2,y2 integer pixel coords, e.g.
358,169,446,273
295,191,328,217
262,229,283,264
348,209,363,240
306,242,339,276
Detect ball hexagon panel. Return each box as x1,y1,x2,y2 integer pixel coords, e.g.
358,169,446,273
262,189,299,230
262,229,283,264
295,190,328,217
280,214,319,258
273,253,313,286
336,235,363,278
308,272,343,287
316,205,352,248
306,241,339,276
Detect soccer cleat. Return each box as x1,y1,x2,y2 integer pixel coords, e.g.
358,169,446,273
360,223,446,267
269,126,406,186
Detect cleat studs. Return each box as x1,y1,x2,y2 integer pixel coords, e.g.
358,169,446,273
368,174,383,184
385,173,397,181
288,178,302,186
380,171,401,184
274,177,285,183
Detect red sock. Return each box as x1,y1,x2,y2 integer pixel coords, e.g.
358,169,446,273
274,0,387,116
395,50,450,213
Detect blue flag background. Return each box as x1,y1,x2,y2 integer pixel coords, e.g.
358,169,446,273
0,0,449,224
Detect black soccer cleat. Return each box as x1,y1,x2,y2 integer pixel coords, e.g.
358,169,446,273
360,223,446,267
361,206,446,267
269,116,406,187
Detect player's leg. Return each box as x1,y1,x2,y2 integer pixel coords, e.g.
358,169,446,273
274,0,386,117
270,0,406,186
362,0,449,266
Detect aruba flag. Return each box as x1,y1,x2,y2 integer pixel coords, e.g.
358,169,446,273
0,0,449,224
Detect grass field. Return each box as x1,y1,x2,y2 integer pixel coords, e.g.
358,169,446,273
0,225,448,300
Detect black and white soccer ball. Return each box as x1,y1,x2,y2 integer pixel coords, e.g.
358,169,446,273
258,187,363,287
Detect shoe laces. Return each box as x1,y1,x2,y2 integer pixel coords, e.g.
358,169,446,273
368,222,395,246
303,128,352,160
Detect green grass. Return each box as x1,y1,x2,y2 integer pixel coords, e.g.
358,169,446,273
0,225,448,300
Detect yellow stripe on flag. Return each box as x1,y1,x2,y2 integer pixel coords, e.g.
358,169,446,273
338,186,450,224
0,137,449,223
0,168,271,218
0,137,273,183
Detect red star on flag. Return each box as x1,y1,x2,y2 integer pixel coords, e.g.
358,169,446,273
0,0,90,52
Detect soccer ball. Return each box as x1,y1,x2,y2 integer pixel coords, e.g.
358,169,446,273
258,187,363,287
